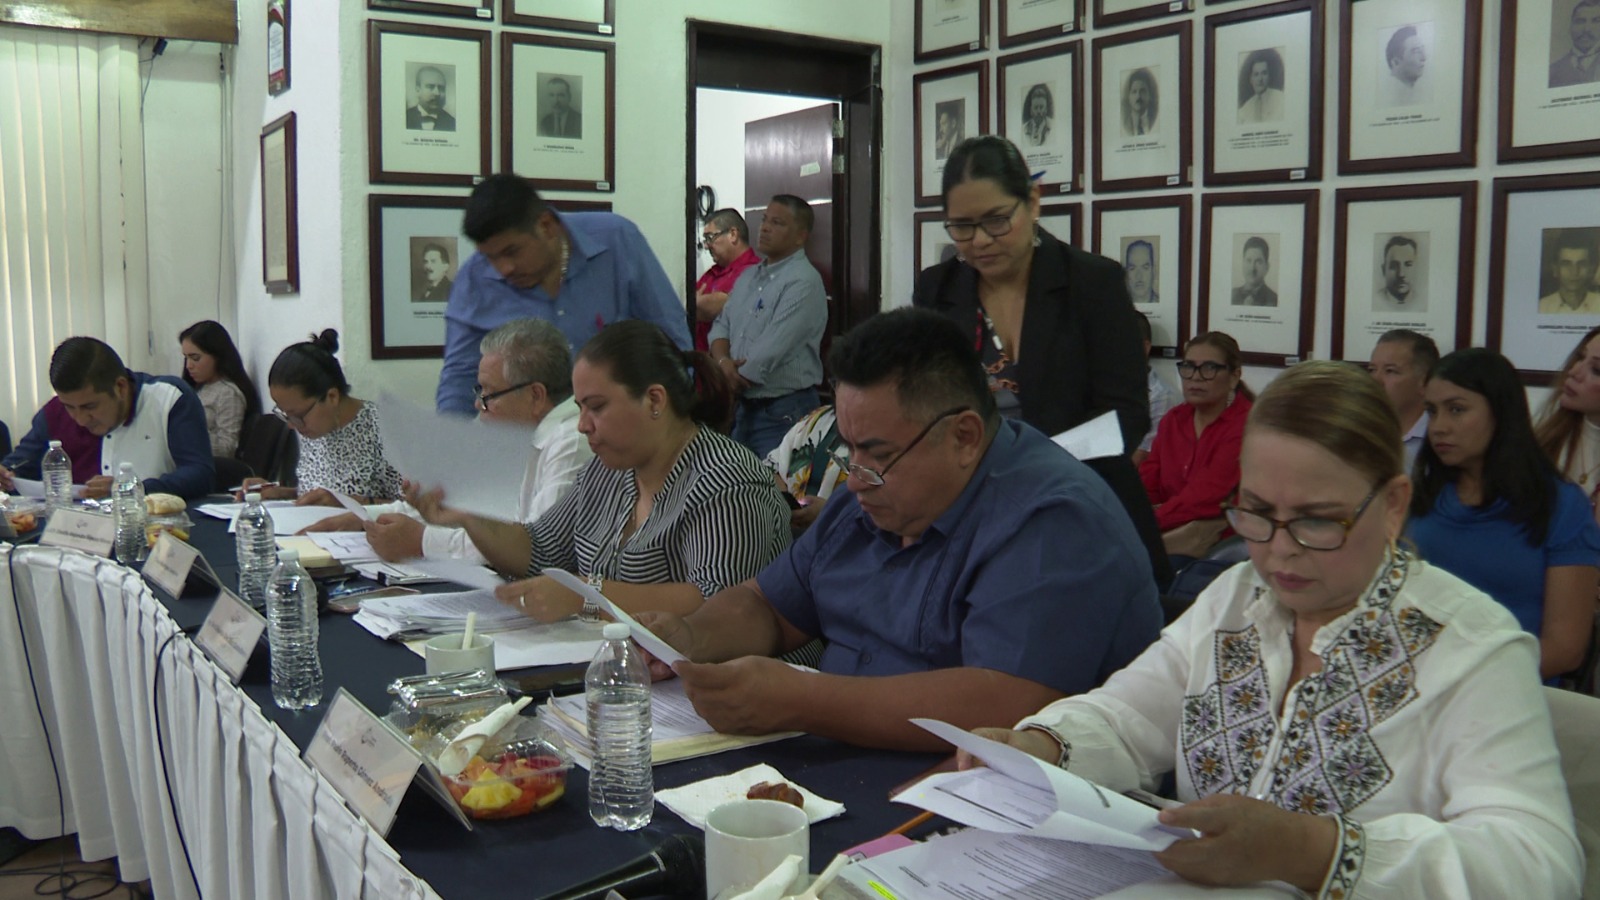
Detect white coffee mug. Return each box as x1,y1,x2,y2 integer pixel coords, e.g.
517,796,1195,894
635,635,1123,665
424,633,496,675
704,798,810,900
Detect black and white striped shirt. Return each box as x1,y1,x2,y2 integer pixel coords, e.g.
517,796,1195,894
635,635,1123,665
522,427,791,596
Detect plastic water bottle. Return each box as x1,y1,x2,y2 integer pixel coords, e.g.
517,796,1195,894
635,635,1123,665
265,547,323,711
235,492,278,609
42,441,72,516
111,462,146,563
586,622,654,830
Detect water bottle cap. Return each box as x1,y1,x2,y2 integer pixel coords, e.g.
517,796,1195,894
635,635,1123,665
602,623,631,640
277,548,298,562
245,492,262,502
48,440,61,448
118,461,134,473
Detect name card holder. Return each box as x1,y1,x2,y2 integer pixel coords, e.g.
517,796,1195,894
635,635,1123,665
194,589,266,684
304,688,471,836
40,509,115,557
143,531,225,598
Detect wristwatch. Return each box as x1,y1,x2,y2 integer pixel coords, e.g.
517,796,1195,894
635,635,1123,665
586,572,604,595
1022,724,1072,770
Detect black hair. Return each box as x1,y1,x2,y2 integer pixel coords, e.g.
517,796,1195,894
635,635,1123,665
462,174,550,243
1134,311,1153,345
1243,235,1271,264
941,135,1032,209
705,208,749,244
1237,48,1284,104
49,336,128,395
421,242,451,264
769,194,814,235
178,320,262,421
1386,26,1419,68
268,329,351,399
1554,229,1599,262
577,320,733,428
1410,347,1557,545
1381,235,1419,262
1022,83,1054,119
828,308,998,425
1375,328,1440,376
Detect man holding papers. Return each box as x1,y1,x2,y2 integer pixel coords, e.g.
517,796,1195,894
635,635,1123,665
638,309,1161,751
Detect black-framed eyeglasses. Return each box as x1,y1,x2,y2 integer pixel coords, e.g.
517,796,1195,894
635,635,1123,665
844,407,969,487
1176,361,1230,381
943,201,1023,242
696,227,732,250
473,380,536,412
1223,486,1382,552
271,395,322,427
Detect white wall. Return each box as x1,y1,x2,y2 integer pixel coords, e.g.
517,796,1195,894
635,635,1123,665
693,88,833,274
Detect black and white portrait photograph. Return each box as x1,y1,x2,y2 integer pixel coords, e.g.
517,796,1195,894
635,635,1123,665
409,237,456,303
535,73,583,138
1094,194,1190,353
1332,183,1472,362
1488,174,1600,378
916,0,988,62
1236,48,1285,124
1502,0,1600,161
404,62,456,132
915,61,989,205
367,21,490,186
1202,190,1318,366
501,33,614,192
1000,0,1079,48
1093,21,1191,192
1538,228,1600,314
1205,1,1322,185
1341,0,1477,174
999,42,1082,193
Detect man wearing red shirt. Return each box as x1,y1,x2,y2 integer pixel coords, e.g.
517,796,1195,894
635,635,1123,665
693,208,760,352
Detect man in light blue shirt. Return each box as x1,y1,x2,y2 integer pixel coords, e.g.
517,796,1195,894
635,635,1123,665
710,195,828,458
435,174,690,414
1369,328,1438,471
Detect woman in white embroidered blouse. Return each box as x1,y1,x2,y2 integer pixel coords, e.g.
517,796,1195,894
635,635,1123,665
959,360,1582,899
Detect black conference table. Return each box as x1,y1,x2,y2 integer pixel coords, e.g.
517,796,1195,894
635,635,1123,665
167,508,945,899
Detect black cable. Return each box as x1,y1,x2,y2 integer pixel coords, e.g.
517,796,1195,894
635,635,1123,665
152,625,204,899
8,550,68,897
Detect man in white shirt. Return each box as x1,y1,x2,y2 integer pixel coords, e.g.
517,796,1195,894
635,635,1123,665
310,318,590,562
1372,235,1426,313
1538,233,1600,315
1368,329,1438,470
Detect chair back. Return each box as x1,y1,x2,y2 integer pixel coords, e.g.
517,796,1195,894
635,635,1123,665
1545,686,1600,898
212,456,254,494
237,415,299,486
1159,537,1250,625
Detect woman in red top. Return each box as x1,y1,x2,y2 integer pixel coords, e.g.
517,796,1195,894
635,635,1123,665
1140,331,1254,559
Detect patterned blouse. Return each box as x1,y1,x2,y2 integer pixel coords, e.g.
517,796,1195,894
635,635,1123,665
521,427,791,597
294,401,403,501
1017,550,1582,899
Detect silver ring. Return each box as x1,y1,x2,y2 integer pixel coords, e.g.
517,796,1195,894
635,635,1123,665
518,595,527,608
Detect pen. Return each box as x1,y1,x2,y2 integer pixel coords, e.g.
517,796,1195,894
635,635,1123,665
229,481,279,493
885,811,935,837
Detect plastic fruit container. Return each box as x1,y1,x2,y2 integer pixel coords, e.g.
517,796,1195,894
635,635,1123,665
441,727,572,820
3,497,46,534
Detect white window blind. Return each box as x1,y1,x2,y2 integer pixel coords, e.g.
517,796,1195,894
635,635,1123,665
0,25,148,444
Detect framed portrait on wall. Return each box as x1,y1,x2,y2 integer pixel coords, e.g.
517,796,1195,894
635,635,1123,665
368,194,474,359
1095,0,1189,29
1093,194,1191,355
1204,0,1323,186
367,20,491,186
914,61,990,206
1092,21,1192,193
261,113,299,295
1487,173,1600,381
1338,0,1480,174
502,0,614,35
916,0,988,63
915,211,961,275
999,42,1083,195
1038,200,1084,248
369,0,494,19
501,33,615,192
1000,0,1079,48
1331,183,1476,363
1199,190,1319,366
1499,0,1600,161
267,0,289,96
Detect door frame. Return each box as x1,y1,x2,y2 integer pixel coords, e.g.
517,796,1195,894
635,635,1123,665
685,21,883,342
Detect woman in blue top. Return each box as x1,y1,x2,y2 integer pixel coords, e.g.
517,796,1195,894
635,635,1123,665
1408,347,1600,679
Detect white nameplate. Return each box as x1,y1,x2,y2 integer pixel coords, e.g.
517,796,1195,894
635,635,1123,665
304,689,471,835
40,508,115,557
144,531,200,597
194,589,266,684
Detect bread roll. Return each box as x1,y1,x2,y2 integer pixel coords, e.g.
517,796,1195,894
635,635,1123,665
144,493,186,515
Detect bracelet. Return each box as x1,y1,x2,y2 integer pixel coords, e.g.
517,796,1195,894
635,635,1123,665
1022,724,1072,769
586,572,604,594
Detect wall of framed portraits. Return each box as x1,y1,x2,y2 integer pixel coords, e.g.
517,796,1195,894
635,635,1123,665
891,0,1600,401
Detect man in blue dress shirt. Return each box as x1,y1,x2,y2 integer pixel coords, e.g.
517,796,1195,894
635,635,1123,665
639,308,1161,751
435,174,690,414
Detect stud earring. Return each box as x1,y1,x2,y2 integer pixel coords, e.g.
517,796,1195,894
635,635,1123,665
651,408,660,419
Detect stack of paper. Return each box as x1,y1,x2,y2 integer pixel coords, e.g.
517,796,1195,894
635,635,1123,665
353,589,529,639
539,678,799,769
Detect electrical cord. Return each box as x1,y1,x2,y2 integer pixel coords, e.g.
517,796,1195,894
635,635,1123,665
152,623,205,899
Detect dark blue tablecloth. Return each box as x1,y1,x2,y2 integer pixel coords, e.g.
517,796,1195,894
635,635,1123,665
164,504,944,898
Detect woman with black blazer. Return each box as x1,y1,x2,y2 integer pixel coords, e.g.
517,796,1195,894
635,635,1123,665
913,136,1171,588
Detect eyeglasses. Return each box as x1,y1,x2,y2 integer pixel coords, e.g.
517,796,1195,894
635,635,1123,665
271,395,322,428
1176,361,1230,381
943,201,1023,242
696,228,732,250
844,407,969,487
473,380,536,412
1223,486,1382,552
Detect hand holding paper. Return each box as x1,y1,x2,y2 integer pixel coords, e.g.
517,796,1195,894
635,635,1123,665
542,568,687,665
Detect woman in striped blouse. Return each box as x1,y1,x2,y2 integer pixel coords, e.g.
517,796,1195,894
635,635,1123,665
425,320,792,621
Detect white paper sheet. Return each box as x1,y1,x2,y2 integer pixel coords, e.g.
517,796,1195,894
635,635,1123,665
216,504,347,535
329,491,372,520
305,532,380,563
353,588,526,639
11,478,89,499
845,828,1169,900
903,719,1191,852
406,558,506,591
1051,410,1125,461
376,391,534,520
543,567,687,665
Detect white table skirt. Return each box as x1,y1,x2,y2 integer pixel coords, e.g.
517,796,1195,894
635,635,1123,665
0,544,441,899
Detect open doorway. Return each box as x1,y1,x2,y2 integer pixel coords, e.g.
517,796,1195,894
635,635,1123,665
685,22,882,349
